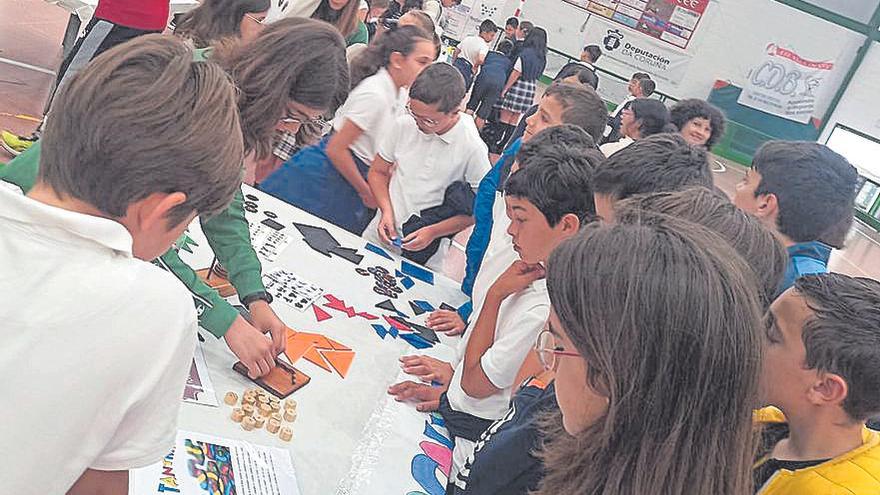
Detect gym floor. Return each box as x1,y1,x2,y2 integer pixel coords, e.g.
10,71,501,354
2,0,879,282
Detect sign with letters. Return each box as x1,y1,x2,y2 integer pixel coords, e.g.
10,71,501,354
564,0,708,49
737,43,836,123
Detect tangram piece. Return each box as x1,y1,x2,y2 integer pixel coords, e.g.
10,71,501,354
400,332,433,349
312,304,333,323
409,301,426,316
389,326,399,338
293,223,339,257
356,312,379,320
407,321,440,344
323,294,356,317
372,324,389,339
376,299,399,313
401,260,434,285
394,269,405,278
401,276,415,290
365,242,394,260
285,330,354,379
384,315,412,332
439,303,457,312
413,300,435,312
329,246,364,265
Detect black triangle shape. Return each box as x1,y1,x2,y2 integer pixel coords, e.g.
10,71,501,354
409,300,426,316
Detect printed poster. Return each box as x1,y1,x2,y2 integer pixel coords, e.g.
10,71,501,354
443,0,507,41
584,16,693,87
737,43,836,124
565,0,708,48
182,344,218,407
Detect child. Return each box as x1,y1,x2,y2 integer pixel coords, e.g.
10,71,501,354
452,19,498,90
261,25,434,234
499,16,518,46
466,39,514,130
604,72,654,142
365,63,490,270
497,27,548,142
755,273,880,494
453,187,787,495
669,98,726,149
592,133,714,222
553,44,601,85
599,98,671,157
733,141,858,294
0,35,244,494
175,0,270,48
390,142,597,482
2,19,351,379
532,217,764,495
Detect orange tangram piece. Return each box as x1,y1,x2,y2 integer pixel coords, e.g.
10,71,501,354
285,329,355,378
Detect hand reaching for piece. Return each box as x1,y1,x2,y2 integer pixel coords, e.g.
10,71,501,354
426,309,466,335
224,315,276,378
400,354,454,386
387,380,443,412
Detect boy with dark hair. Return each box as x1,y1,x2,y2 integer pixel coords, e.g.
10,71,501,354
452,19,498,89
592,133,712,222
755,273,880,494
466,39,515,129
0,35,243,494
733,141,858,294
604,72,653,142
503,17,518,42
554,44,602,87
366,63,490,270
389,140,597,485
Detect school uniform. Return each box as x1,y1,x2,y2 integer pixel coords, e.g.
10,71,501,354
604,94,635,141
777,241,832,296
467,51,513,121
500,47,546,115
362,113,490,271
261,68,407,234
0,187,196,494
454,35,489,90
600,136,634,157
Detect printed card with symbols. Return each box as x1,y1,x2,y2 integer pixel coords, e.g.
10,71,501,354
263,269,324,311
250,224,293,263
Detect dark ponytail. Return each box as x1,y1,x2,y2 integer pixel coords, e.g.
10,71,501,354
349,25,432,88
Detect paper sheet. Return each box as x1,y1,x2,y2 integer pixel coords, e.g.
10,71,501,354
250,224,293,263
182,344,218,407
263,269,323,311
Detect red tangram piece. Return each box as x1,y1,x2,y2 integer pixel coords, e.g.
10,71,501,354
312,305,333,322
323,294,357,317
356,312,379,321
285,329,355,378
384,315,411,332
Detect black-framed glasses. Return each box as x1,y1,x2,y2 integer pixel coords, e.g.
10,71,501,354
535,329,580,371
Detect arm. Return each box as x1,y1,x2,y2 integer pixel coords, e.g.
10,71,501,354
368,154,397,243
453,47,461,59
513,350,544,390
402,214,474,252
460,289,505,398
502,69,521,95
326,119,376,208
67,469,127,495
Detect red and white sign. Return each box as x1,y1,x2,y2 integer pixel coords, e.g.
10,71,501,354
564,0,708,49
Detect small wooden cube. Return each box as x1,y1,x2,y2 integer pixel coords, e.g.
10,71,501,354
241,416,256,431
270,412,283,423
267,419,281,434
223,391,239,406
231,408,245,423
259,403,273,417
284,400,297,411
242,395,256,406
242,404,255,417
254,415,266,429
283,409,297,422
279,426,293,442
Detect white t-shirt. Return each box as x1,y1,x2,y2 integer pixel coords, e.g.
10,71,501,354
332,68,408,164
0,187,197,493
457,35,489,67
600,136,634,157
364,113,490,270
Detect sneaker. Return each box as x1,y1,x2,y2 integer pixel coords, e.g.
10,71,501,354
1,130,37,156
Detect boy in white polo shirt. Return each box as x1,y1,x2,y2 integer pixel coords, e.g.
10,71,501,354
0,36,244,494
367,62,491,271
452,19,498,89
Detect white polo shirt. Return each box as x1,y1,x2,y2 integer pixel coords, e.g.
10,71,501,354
0,187,197,494
332,68,408,164
364,113,491,270
457,35,489,67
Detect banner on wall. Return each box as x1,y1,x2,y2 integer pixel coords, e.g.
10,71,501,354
564,0,708,49
584,16,693,87
737,43,836,124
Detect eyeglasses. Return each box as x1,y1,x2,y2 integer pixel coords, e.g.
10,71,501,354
279,110,328,128
405,103,440,128
245,13,267,24
535,329,580,371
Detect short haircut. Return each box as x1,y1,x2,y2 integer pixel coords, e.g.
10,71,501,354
794,273,880,420
556,66,599,90
583,45,602,63
752,141,858,243
504,144,597,225
543,83,608,143
519,20,534,35
616,187,787,310
517,124,598,160
497,39,515,57
479,19,497,33
506,16,519,28
593,133,713,200
409,62,466,113
639,78,656,96
631,72,650,81
629,98,671,137
669,98,727,148
40,35,244,226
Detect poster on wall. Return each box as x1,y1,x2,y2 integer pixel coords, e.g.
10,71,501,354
737,43,835,124
563,0,708,48
584,16,693,87
444,0,507,41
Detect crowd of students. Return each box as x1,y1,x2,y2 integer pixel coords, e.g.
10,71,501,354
2,1,880,494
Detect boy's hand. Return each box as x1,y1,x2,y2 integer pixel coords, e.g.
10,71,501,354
402,226,436,252
400,355,454,385
488,260,546,300
387,380,443,412
248,300,287,355
378,211,397,245
224,315,276,378
427,309,466,335
359,188,378,209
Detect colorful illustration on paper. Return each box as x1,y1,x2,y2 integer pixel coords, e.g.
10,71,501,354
407,413,454,495
184,438,236,495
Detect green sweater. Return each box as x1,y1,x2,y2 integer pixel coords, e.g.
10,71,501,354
0,141,265,338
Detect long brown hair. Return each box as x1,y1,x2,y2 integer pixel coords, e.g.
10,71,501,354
175,0,270,48
217,17,350,159
538,217,764,495
349,24,431,88
312,0,360,38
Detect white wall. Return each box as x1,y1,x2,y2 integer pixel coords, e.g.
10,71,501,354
516,0,865,118
820,42,880,143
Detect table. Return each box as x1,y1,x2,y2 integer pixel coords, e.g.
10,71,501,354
165,185,468,494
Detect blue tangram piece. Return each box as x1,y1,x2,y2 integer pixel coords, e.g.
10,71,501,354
400,332,432,349
372,324,388,339
390,327,399,338
365,242,393,260
395,269,405,278
401,260,434,285
401,276,415,290
414,300,435,312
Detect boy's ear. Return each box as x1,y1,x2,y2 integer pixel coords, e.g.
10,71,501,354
129,192,189,232
753,192,779,222
807,372,849,409
557,213,581,236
